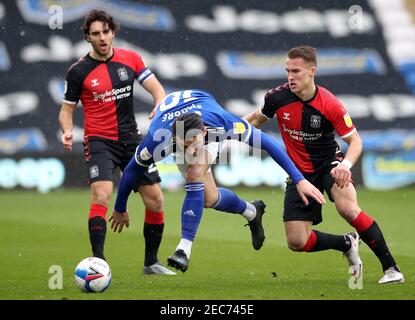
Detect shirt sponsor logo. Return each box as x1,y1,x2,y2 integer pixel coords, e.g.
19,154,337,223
282,124,322,142
93,85,132,103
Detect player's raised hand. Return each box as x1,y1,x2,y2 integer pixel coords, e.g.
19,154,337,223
330,164,352,189
109,210,130,233
61,132,73,152
296,179,326,206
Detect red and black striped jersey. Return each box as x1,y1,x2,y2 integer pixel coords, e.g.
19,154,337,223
260,83,356,174
63,48,153,143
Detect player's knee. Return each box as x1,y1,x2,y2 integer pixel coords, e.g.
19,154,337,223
337,206,361,223
204,197,216,208
92,191,111,207
185,166,205,182
143,189,164,212
287,238,307,252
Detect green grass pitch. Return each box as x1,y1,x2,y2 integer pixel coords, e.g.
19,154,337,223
0,187,414,300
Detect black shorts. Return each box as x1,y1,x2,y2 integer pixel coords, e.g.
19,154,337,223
283,165,336,226
83,137,161,190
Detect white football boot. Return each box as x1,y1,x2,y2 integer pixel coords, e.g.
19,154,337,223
344,232,363,280
143,262,176,275
378,267,404,284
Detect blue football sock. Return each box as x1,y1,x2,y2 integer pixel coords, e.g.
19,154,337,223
212,187,247,214
181,182,205,241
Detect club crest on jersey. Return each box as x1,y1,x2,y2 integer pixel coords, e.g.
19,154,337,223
310,115,321,128
343,113,353,128
117,68,129,81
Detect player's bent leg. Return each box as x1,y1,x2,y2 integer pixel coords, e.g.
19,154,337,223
331,183,361,223
284,221,312,252
89,181,113,260
202,169,219,208
285,220,362,279
168,163,208,272
331,184,403,283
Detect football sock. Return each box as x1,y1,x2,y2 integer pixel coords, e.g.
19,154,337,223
88,203,108,260
88,204,108,260
351,211,397,271
302,230,352,252
181,182,204,242
212,188,255,221
143,209,165,267
176,238,193,258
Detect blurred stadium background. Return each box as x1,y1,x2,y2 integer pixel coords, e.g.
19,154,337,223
1,0,415,300
1,0,415,192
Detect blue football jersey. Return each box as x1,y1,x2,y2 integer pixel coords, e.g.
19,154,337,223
136,89,252,166
149,89,251,140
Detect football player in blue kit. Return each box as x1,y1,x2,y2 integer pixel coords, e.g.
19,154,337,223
111,89,325,272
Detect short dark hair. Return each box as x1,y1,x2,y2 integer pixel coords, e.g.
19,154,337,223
172,113,204,141
81,10,119,39
287,45,317,66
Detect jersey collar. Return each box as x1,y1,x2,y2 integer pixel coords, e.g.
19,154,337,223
301,86,319,104
87,49,115,63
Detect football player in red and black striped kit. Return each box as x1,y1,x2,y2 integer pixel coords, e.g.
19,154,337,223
244,46,403,284
59,10,175,275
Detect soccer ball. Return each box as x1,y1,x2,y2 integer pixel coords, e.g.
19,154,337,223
74,257,112,293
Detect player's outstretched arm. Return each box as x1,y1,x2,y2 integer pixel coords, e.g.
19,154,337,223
248,128,325,205
243,110,268,128
114,157,147,213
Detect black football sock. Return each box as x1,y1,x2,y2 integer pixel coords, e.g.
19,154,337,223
308,230,352,252
358,221,396,271
143,222,164,267
88,216,107,260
